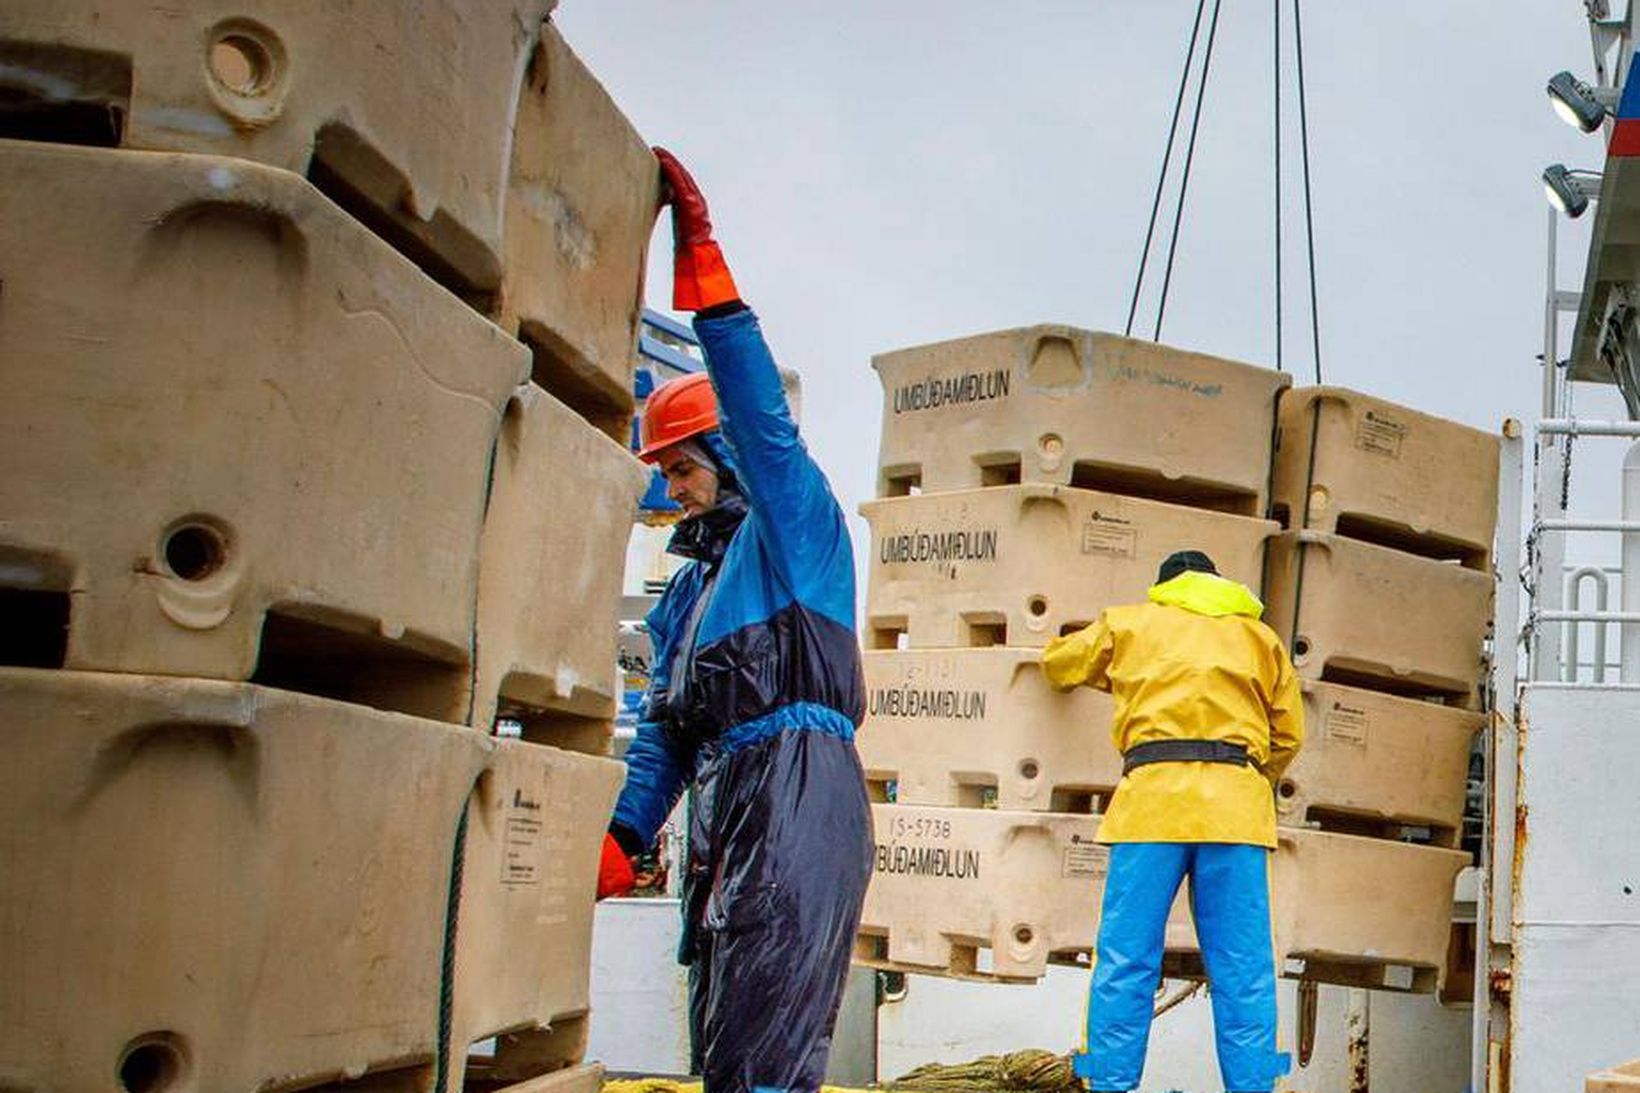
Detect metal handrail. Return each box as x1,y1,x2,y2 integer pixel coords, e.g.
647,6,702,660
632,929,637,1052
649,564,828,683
1535,609,1640,623
1539,418,1640,436
1540,518,1640,532
1564,566,1612,682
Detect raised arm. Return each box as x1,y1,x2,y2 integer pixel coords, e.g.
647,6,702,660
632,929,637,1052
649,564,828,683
654,147,850,605
694,308,845,555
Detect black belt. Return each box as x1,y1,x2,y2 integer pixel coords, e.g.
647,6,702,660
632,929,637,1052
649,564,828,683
1122,739,1251,776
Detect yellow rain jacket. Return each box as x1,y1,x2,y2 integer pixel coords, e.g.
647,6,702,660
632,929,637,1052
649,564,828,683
1041,570,1304,848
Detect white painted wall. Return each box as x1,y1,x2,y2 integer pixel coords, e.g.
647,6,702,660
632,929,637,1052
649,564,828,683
586,899,693,1075
623,523,684,600
1511,685,1640,1093
876,967,1471,1093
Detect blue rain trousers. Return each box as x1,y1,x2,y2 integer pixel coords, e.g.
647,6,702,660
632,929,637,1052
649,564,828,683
1075,842,1289,1092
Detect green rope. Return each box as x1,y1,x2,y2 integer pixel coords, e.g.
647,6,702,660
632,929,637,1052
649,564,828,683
886,1049,1082,1093
434,802,471,1093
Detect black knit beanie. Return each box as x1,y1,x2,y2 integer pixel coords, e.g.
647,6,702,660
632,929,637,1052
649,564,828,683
1156,549,1218,584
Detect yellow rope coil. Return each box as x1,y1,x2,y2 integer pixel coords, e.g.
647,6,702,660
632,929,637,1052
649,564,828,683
885,1049,1080,1093
606,1076,865,1083
601,1049,1082,1093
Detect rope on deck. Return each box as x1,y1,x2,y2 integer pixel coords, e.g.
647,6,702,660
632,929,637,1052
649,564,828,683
886,1048,1082,1093
602,1049,1079,1093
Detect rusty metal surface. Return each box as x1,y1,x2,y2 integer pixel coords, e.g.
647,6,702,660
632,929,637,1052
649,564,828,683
1298,979,1320,1068
1346,988,1371,1093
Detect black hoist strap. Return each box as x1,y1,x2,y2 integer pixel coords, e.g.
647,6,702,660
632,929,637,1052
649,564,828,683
1122,738,1251,776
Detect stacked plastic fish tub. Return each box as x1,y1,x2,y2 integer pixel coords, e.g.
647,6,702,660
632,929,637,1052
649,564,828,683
1262,387,1499,994
0,7,653,1092
854,328,1493,999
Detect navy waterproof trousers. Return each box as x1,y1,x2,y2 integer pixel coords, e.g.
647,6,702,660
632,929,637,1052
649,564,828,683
683,730,872,1093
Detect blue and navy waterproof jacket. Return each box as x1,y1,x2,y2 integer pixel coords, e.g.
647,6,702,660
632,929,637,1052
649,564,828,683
609,305,864,852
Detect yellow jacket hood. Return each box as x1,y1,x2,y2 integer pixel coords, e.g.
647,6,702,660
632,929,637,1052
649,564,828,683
1147,570,1264,619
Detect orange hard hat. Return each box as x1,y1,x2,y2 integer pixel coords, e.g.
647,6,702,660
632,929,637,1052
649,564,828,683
638,372,719,463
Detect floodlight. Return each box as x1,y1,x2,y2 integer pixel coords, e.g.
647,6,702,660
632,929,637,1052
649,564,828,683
1547,70,1618,132
1543,164,1600,218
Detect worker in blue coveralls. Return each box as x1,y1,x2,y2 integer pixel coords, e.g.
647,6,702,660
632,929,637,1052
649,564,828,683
595,147,873,1093
1042,550,1305,1093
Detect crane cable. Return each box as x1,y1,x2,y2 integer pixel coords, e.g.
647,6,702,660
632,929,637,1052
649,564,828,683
1130,0,1324,387
1153,0,1224,343
1124,0,1208,338
1274,0,1283,374
1292,0,1324,384
1276,0,1323,382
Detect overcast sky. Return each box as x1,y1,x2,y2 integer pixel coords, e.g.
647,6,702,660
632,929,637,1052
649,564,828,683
559,2,1622,576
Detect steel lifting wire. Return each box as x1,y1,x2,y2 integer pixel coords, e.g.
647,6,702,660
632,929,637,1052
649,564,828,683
1274,0,1283,374
1275,0,1322,381
1130,1,1324,386
1292,0,1323,384
1125,0,1208,338
1153,0,1225,342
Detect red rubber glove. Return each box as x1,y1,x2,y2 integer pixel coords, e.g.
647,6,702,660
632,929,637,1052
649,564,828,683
654,146,740,312
597,832,636,900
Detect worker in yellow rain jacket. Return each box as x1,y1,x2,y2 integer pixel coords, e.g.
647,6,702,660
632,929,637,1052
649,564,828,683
1042,549,1303,1093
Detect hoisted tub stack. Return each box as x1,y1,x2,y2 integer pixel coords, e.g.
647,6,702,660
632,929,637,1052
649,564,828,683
855,326,1499,998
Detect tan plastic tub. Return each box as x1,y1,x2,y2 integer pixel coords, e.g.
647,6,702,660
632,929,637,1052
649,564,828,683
858,803,1466,991
0,0,556,296
497,25,658,437
1264,531,1493,706
472,383,648,743
1272,386,1500,569
874,326,1288,513
859,646,1121,811
863,485,1275,650
1589,1059,1640,1092
0,668,490,1092
1281,680,1482,845
450,738,624,1069
0,140,529,720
